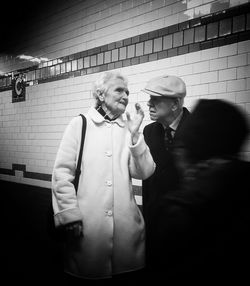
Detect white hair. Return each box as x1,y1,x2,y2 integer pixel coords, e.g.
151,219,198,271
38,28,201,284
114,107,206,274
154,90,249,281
92,71,128,106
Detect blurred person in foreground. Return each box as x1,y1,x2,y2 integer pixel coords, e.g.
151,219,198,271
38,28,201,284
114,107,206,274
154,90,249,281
152,99,250,282
51,71,155,282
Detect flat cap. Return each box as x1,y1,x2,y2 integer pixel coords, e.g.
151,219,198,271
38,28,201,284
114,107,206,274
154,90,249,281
142,75,186,98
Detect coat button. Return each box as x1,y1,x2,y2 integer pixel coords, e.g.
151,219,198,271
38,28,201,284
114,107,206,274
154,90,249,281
107,210,113,216
105,151,112,157
106,180,112,186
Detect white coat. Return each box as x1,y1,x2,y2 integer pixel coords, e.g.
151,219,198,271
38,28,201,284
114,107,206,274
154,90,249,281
52,107,155,279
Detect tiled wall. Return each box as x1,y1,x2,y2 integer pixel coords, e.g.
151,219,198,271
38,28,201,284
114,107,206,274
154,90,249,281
1,2,250,92
0,0,250,202
1,40,250,188
1,0,249,73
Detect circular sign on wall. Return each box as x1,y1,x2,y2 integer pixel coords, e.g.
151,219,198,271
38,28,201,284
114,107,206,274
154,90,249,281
12,74,26,102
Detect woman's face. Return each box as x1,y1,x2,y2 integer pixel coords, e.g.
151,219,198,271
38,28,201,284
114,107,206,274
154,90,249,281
103,78,129,116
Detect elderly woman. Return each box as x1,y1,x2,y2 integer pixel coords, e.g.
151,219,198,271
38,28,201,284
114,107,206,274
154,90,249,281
52,71,155,280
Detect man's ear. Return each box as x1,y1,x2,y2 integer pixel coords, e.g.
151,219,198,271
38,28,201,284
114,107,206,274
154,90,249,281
172,99,179,111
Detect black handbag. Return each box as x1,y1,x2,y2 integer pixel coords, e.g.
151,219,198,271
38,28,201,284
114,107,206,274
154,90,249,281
72,114,87,192
47,114,87,241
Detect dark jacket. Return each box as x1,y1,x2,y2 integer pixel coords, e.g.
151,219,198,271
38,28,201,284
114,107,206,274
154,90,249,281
142,107,190,266
152,158,250,282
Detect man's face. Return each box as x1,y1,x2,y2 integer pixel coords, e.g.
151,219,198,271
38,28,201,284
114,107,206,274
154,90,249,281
147,96,175,122
103,78,129,116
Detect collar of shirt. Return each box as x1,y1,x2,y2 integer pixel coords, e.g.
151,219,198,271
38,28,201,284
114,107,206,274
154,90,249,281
170,109,183,131
96,106,115,121
88,106,125,127
162,109,183,135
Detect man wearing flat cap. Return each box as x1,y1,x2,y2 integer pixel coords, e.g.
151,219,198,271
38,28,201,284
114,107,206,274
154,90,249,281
141,75,190,276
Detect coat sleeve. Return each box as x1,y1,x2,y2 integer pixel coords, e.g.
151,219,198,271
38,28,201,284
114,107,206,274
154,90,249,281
52,116,83,227
128,133,156,180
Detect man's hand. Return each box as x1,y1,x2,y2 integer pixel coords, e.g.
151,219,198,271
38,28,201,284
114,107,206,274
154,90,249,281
126,103,144,144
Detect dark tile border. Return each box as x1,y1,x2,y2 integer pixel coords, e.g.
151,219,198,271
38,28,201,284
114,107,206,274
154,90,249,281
0,163,142,194
0,168,15,176
24,171,52,181
0,164,52,181
0,3,250,94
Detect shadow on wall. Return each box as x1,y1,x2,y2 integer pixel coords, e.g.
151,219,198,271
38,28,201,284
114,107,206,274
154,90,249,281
1,180,64,283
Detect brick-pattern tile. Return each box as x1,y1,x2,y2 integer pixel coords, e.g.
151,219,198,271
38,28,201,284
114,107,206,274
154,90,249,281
119,47,127,60
207,22,219,40
112,49,119,62
195,26,206,42
104,51,111,64
1,2,250,94
184,28,194,45
219,18,232,36
136,43,144,57
163,34,173,50
144,40,153,54
153,37,163,52
233,15,245,33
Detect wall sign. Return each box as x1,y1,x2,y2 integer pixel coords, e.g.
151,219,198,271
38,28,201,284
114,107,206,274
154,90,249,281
12,74,26,102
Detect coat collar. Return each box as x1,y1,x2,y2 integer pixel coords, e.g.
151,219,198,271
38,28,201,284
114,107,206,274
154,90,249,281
87,107,125,127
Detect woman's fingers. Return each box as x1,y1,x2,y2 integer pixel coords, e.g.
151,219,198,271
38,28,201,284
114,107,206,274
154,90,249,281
135,103,144,117
135,102,140,110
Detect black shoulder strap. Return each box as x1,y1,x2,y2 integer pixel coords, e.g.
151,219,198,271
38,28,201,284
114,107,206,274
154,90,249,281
73,114,87,193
